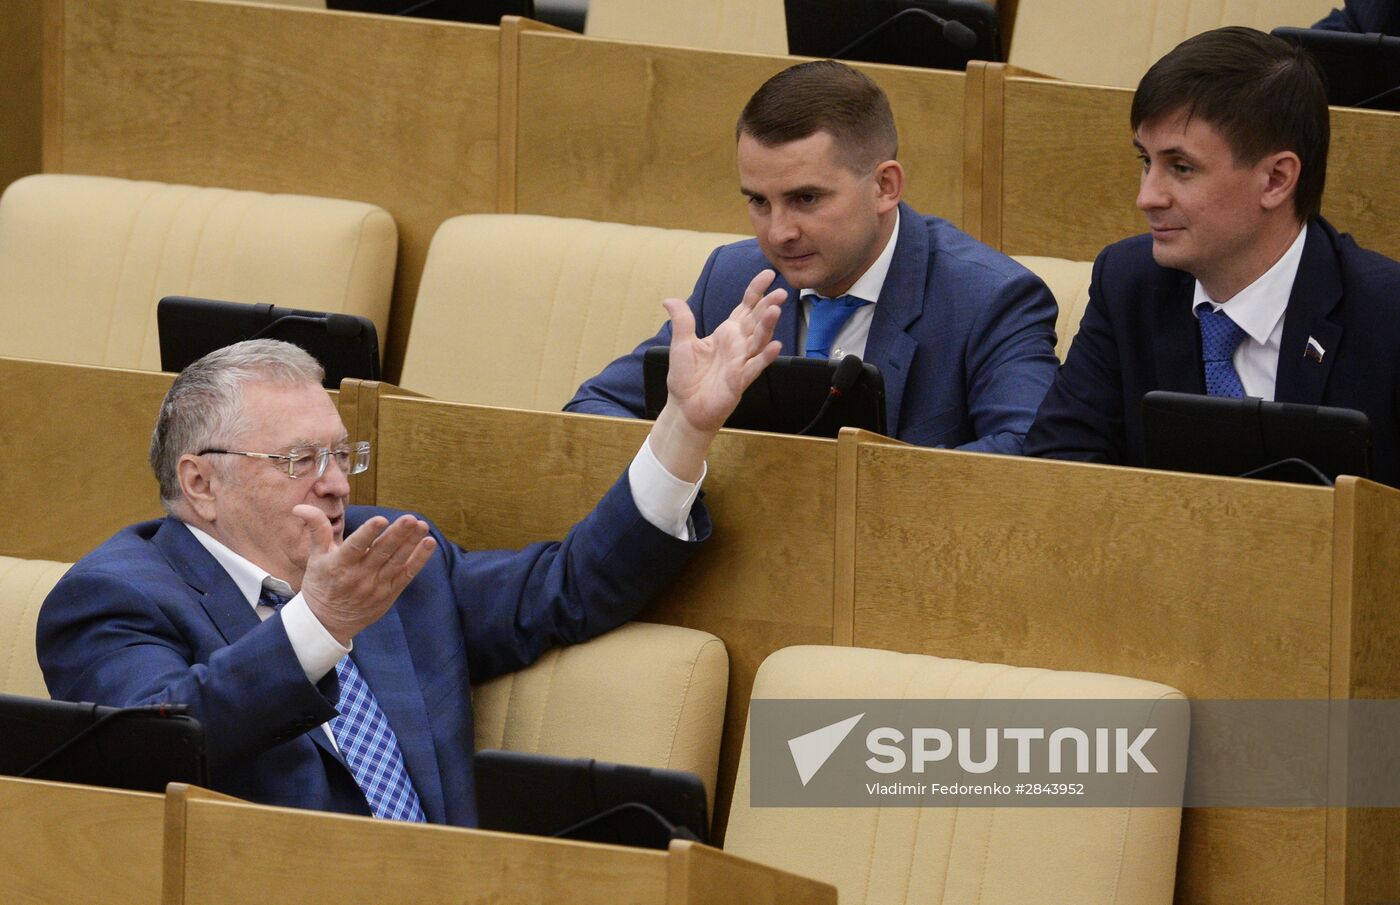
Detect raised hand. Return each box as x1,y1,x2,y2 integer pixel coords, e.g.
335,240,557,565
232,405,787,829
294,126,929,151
647,269,786,481
293,506,438,644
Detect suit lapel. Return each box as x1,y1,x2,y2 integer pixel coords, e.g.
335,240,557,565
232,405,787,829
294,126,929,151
151,518,347,766
865,203,925,433
772,273,800,354
1150,274,1205,394
152,519,261,646
1275,221,1342,405
348,608,447,824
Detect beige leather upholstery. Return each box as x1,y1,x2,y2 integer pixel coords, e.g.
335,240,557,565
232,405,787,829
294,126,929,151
401,213,746,407
1009,0,1334,87
0,556,70,698
1013,254,1094,361
473,622,728,809
586,0,787,54
726,646,1186,905
0,174,396,370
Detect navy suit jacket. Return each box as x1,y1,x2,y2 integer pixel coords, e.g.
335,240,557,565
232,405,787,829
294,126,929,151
566,203,1059,453
1025,219,1400,488
37,475,706,826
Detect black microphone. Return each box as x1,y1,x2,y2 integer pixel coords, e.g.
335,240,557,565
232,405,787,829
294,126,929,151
798,355,866,437
249,309,364,342
942,18,978,50
831,7,980,61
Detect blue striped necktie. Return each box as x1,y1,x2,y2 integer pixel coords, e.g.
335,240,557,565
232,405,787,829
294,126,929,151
259,585,426,822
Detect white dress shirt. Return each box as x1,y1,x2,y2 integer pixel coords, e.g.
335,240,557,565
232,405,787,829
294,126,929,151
796,208,901,360
1191,225,1307,400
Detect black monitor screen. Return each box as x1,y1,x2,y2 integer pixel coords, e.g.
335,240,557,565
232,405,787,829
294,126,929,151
0,693,207,794
158,296,380,390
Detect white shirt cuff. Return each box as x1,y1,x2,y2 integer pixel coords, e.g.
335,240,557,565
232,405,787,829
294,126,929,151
280,593,352,683
628,435,704,541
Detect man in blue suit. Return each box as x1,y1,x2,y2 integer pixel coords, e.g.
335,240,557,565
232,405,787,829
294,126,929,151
566,60,1059,453
1026,27,1400,488
37,277,785,825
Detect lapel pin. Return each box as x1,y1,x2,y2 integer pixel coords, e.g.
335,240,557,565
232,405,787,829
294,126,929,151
1304,336,1325,363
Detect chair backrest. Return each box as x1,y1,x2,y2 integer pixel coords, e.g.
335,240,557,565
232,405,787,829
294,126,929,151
1007,0,1334,87
473,621,728,811
725,645,1186,905
0,174,396,371
0,556,71,698
585,0,788,55
1012,255,1093,361
400,213,745,407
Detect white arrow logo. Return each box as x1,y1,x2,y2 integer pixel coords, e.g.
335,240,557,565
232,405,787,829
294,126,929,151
787,713,865,786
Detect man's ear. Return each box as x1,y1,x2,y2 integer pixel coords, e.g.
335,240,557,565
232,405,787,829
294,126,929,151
874,159,905,213
176,453,221,522
1259,150,1302,213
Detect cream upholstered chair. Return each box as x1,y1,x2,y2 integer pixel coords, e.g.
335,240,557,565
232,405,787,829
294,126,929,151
1008,0,1335,87
400,213,745,408
0,556,71,698
585,0,787,54
726,646,1186,905
473,621,729,811
1013,255,1094,361
0,174,396,371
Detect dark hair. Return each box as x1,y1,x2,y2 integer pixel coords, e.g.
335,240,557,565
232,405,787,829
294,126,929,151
737,60,898,171
1131,26,1329,220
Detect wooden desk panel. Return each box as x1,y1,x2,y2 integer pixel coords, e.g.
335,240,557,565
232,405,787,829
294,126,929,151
512,31,964,231
0,356,169,561
0,776,163,905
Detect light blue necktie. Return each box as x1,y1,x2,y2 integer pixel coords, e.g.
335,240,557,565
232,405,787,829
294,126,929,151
260,585,426,822
805,294,870,359
1197,305,1248,398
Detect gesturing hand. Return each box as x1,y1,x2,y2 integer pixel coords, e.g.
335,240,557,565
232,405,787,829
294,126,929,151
664,268,786,435
294,506,438,645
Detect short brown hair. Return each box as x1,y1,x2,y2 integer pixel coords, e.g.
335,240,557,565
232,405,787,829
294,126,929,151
1131,26,1329,220
737,60,898,171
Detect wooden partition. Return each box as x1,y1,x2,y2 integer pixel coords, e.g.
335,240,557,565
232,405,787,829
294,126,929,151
338,381,848,835
0,356,169,561
845,435,1400,905
505,24,967,231
163,783,835,905
973,64,1400,261
0,775,163,905
43,0,501,382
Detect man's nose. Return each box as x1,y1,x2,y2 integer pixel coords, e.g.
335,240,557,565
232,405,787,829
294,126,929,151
1136,168,1168,212
769,205,801,243
315,455,352,496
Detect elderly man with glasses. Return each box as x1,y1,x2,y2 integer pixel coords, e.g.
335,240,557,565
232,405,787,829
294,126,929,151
37,278,784,825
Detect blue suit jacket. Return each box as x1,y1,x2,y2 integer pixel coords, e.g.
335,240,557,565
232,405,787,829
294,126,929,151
566,204,1059,453
37,475,707,826
1025,219,1400,488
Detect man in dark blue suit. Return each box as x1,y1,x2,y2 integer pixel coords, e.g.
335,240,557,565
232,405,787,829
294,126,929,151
37,277,785,825
567,61,1059,453
1026,27,1400,487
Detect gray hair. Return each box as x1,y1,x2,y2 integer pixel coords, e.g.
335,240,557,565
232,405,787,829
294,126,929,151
150,339,325,511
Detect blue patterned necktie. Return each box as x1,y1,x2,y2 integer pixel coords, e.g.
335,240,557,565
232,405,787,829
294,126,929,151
259,586,426,822
1197,305,1248,398
806,294,870,359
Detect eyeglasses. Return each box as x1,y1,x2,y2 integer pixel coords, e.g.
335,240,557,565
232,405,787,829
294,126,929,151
198,441,371,479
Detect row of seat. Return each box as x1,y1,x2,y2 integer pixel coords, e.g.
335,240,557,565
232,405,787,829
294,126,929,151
270,0,1335,89
0,172,1094,409
0,546,1184,904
